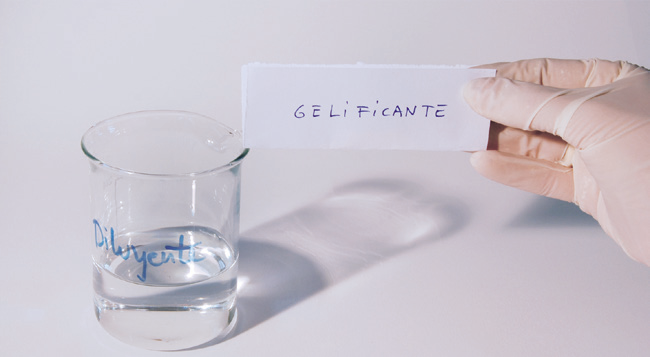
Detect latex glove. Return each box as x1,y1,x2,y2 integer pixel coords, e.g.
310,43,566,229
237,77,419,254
463,58,650,266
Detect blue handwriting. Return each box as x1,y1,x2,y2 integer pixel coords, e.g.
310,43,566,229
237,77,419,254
294,101,447,119
93,219,205,283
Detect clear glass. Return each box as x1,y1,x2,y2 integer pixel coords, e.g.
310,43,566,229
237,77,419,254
81,110,248,350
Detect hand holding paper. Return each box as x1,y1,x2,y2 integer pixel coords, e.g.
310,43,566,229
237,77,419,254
464,58,650,266
242,64,495,151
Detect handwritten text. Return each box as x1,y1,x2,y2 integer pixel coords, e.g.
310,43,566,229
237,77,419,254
93,219,204,283
294,101,447,119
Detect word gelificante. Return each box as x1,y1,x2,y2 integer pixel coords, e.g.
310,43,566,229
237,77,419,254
294,101,448,119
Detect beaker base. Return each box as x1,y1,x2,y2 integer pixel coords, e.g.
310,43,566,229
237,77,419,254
94,302,237,350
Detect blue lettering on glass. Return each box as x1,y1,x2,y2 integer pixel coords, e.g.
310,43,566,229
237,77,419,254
93,219,205,283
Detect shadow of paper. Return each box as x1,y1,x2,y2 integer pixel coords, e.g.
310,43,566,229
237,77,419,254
223,178,469,341
507,196,599,229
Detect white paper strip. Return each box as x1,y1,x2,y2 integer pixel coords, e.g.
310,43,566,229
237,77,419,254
242,64,495,151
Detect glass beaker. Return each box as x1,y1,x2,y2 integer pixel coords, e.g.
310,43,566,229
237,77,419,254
81,110,248,350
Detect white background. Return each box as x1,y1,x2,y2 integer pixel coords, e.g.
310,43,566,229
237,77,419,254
1,0,649,356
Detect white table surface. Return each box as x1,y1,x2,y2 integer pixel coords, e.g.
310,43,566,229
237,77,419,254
1,1,649,356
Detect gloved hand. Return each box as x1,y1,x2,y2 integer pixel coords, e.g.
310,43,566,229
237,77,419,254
463,58,650,266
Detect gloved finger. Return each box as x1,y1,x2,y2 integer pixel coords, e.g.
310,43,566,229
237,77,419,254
470,150,575,202
465,73,650,148
493,58,635,88
464,77,576,137
487,122,570,165
476,58,640,88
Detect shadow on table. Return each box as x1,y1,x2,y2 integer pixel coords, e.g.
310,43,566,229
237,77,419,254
507,195,599,229
201,178,470,346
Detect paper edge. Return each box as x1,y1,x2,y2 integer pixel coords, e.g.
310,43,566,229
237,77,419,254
243,62,478,70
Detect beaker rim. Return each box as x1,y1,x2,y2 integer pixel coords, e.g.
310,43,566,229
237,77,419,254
81,110,249,177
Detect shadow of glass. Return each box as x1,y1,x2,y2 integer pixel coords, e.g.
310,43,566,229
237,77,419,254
201,178,470,346
508,196,599,228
